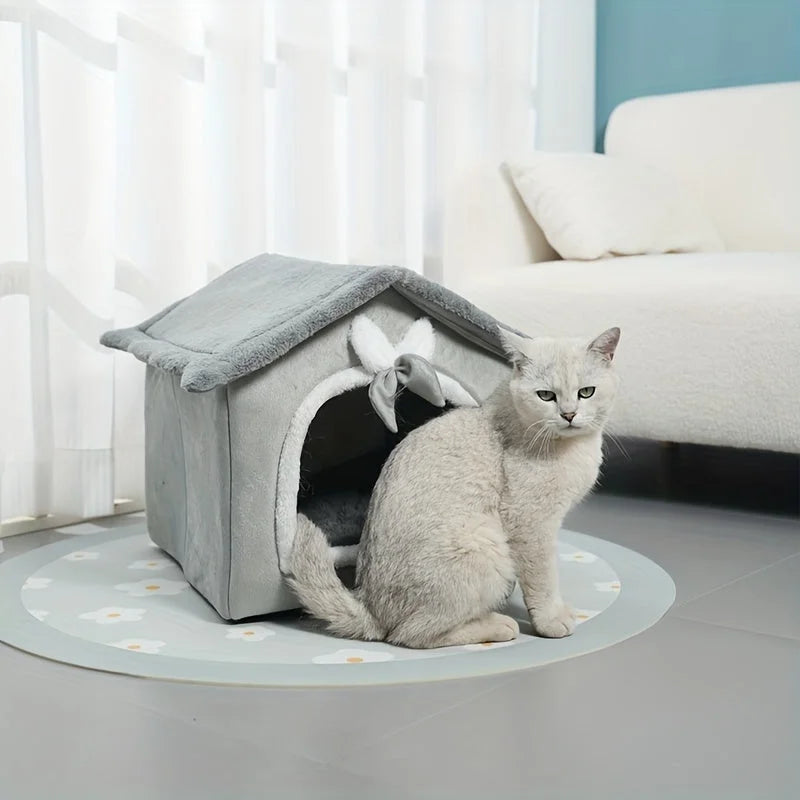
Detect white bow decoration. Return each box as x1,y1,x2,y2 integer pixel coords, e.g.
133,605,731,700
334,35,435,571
349,315,478,432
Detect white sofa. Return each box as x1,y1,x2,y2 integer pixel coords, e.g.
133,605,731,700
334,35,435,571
443,82,800,454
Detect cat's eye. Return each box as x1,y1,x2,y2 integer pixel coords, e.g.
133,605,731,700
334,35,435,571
536,390,556,402
578,386,595,399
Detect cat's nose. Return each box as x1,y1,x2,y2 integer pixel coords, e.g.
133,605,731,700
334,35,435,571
561,411,576,423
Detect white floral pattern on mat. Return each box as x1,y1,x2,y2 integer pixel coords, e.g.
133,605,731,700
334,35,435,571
127,558,170,571
312,649,394,664
79,607,146,624
23,577,52,590
110,638,165,654
225,627,275,641
62,551,100,562
114,578,188,597
559,551,598,564
573,609,600,624
462,639,519,651
14,531,632,670
594,580,621,593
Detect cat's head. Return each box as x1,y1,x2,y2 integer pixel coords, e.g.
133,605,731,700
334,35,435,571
498,327,621,441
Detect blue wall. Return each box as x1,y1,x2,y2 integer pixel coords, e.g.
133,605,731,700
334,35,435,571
596,0,800,150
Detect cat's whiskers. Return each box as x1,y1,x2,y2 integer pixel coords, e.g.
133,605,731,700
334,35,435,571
526,430,546,455
589,418,630,460
603,430,630,460
526,420,555,456
526,430,549,456
521,419,547,448
523,421,544,451
522,419,547,439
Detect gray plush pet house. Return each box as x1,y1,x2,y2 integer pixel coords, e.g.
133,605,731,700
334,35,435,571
102,254,511,620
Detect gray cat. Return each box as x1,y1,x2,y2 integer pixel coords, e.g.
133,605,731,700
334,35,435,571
289,326,620,648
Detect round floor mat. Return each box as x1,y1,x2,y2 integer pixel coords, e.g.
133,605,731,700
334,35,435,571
0,524,674,686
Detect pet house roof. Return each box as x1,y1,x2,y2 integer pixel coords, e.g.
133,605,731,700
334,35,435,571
101,253,511,392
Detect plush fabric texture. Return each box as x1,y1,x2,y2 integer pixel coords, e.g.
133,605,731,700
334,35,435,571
139,285,511,620
506,153,724,261
605,82,800,252
144,368,235,618
101,253,511,392
298,491,371,548
456,251,800,454
110,259,515,620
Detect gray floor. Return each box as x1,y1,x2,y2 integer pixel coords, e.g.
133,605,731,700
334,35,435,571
1,442,798,800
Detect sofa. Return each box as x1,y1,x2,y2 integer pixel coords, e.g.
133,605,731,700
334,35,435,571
442,82,800,454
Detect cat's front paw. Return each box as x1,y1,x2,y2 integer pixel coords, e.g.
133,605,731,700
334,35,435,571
530,601,576,638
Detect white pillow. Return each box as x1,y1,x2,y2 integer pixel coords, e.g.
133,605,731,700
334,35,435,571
506,153,724,260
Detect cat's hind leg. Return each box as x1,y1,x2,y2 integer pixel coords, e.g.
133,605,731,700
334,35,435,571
433,612,520,647
371,513,518,649
390,612,519,649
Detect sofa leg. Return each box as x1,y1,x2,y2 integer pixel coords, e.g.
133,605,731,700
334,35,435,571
659,441,680,497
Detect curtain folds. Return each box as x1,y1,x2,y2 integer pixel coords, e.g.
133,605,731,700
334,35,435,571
0,0,594,525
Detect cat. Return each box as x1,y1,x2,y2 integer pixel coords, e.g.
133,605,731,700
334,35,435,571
289,326,620,648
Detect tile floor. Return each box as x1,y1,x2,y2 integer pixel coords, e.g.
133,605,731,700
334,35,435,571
1,441,798,800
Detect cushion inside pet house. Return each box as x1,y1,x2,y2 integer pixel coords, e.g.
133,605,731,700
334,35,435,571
102,254,512,620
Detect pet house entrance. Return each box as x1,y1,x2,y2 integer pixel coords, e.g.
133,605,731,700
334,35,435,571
298,387,449,543
275,373,474,571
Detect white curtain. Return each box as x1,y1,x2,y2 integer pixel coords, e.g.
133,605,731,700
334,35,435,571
0,0,595,525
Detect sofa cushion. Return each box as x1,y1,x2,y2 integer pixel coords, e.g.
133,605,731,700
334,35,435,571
506,153,724,261
458,251,800,453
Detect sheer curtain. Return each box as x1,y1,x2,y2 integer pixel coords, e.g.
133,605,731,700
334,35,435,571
0,0,595,527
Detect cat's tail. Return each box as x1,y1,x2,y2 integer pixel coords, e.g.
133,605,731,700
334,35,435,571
288,516,385,641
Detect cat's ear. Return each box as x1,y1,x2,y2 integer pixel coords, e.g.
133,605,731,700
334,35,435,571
588,327,621,362
497,326,531,368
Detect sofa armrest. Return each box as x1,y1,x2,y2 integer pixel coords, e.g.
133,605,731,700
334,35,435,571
442,162,558,289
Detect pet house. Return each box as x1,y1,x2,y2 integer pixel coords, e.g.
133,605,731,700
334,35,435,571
101,254,512,620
